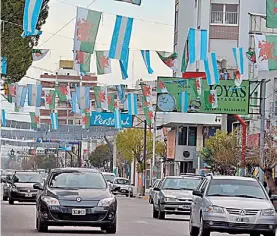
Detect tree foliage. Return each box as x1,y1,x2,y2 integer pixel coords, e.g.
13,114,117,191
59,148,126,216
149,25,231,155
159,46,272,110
88,144,111,170
201,130,241,175
116,129,165,173
2,0,50,83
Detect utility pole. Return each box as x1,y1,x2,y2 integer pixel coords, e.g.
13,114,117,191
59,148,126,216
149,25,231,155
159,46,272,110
142,120,147,196
259,79,266,181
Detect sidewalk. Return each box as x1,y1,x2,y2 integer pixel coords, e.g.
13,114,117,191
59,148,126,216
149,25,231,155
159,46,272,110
135,188,150,200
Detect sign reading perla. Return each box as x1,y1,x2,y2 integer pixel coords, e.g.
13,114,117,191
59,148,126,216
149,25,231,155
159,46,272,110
157,77,250,115
91,112,133,128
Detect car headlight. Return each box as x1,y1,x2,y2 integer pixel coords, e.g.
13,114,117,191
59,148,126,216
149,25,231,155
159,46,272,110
204,205,225,214
98,197,115,207
164,197,177,202
262,209,276,216
41,196,60,206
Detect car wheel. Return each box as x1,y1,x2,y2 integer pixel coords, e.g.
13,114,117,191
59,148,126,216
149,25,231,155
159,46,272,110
199,215,210,236
8,198,14,205
157,204,165,220
153,205,158,218
263,232,275,236
130,192,133,198
189,215,199,236
37,214,48,232
3,195,8,201
103,216,117,234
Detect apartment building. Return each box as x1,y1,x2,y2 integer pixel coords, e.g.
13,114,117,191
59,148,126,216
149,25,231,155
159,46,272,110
39,60,97,125
170,0,266,174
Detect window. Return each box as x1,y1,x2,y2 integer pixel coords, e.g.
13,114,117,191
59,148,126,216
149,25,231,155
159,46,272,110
68,120,73,125
114,178,130,185
211,3,238,25
162,177,201,190
188,127,197,146
178,127,187,145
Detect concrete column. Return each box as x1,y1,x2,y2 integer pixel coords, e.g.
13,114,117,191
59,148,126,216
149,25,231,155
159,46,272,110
196,125,204,170
221,114,228,131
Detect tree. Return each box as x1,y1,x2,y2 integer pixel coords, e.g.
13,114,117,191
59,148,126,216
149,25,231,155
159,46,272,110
88,144,111,170
116,129,165,173
2,0,50,83
246,129,277,194
200,130,241,175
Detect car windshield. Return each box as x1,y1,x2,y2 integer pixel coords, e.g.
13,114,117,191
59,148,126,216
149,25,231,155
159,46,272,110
49,171,107,189
163,178,201,190
103,174,115,182
207,179,267,199
114,178,129,185
154,180,161,187
13,173,42,183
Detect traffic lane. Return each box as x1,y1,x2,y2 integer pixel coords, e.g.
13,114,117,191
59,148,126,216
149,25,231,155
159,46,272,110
1,196,189,236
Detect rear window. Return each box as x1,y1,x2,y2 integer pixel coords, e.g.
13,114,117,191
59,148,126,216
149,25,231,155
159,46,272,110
114,178,129,185
207,179,267,199
162,178,201,190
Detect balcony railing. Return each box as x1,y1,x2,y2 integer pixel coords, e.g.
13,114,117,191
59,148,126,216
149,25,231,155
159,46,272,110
211,11,238,25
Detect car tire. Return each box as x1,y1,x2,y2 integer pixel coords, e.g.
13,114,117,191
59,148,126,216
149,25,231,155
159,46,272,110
130,192,133,198
157,205,165,220
8,198,14,205
37,215,48,232
104,216,117,234
149,197,152,204
3,195,8,201
199,215,210,236
153,205,158,218
263,232,275,236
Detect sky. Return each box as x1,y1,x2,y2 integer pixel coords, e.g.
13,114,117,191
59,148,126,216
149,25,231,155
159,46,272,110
1,0,175,121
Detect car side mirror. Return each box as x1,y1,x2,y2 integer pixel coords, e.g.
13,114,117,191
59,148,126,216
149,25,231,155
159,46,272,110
193,190,203,197
33,183,43,190
153,187,160,191
270,195,277,201
148,185,152,188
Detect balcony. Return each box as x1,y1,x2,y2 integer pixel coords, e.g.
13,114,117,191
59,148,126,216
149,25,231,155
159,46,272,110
211,11,238,25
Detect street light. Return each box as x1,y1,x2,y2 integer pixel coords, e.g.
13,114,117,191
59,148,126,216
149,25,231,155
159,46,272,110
10,149,15,156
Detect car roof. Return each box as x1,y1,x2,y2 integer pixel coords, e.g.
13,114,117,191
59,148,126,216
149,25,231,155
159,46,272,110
165,175,202,179
208,175,258,182
102,172,115,175
15,171,40,174
115,177,129,180
51,167,100,173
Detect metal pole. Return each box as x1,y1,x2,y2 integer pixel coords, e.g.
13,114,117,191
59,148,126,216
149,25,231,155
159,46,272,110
143,120,147,196
259,79,266,181
151,120,156,186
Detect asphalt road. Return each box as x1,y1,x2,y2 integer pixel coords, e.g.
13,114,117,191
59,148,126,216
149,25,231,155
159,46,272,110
1,196,191,236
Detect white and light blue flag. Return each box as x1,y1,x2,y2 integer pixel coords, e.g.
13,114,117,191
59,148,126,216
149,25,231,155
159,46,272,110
15,85,27,107
109,16,133,61
1,57,7,74
71,92,81,114
1,109,7,127
204,53,219,86
188,28,208,64
115,84,126,103
22,0,44,37
50,112,58,130
127,93,138,115
27,84,42,107
141,50,154,74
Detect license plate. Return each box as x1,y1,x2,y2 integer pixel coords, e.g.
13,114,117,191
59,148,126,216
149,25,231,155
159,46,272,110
25,193,32,197
72,209,86,215
179,205,190,209
236,217,249,223
121,190,127,193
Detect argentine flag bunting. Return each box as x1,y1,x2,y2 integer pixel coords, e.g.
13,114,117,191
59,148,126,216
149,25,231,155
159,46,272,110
232,47,245,75
204,53,219,86
141,50,154,74
109,15,134,61
180,92,189,113
127,93,138,115
22,0,44,37
27,84,42,107
188,28,208,64
50,112,58,130
1,110,7,127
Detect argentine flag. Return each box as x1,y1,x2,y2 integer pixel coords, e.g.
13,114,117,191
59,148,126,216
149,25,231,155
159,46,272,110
179,92,189,113
188,28,208,64
109,15,134,61
127,93,138,115
50,112,58,130
204,53,220,86
22,0,43,37
27,84,42,107
232,47,245,75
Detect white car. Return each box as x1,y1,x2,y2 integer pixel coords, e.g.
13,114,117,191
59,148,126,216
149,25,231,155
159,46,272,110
112,177,133,197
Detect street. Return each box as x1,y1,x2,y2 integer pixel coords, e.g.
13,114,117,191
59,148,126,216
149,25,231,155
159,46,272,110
1,196,189,236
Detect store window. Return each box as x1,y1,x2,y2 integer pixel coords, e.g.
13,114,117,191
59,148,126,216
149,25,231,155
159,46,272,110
188,127,197,146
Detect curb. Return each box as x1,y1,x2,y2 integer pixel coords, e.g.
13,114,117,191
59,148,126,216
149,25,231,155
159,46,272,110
135,195,149,200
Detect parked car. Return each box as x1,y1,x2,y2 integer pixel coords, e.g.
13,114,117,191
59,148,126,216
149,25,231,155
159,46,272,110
153,175,202,219
189,175,277,236
34,168,118,233
149,179,161,204
112,177,133,197
102,172,116,184
8,171,43,204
